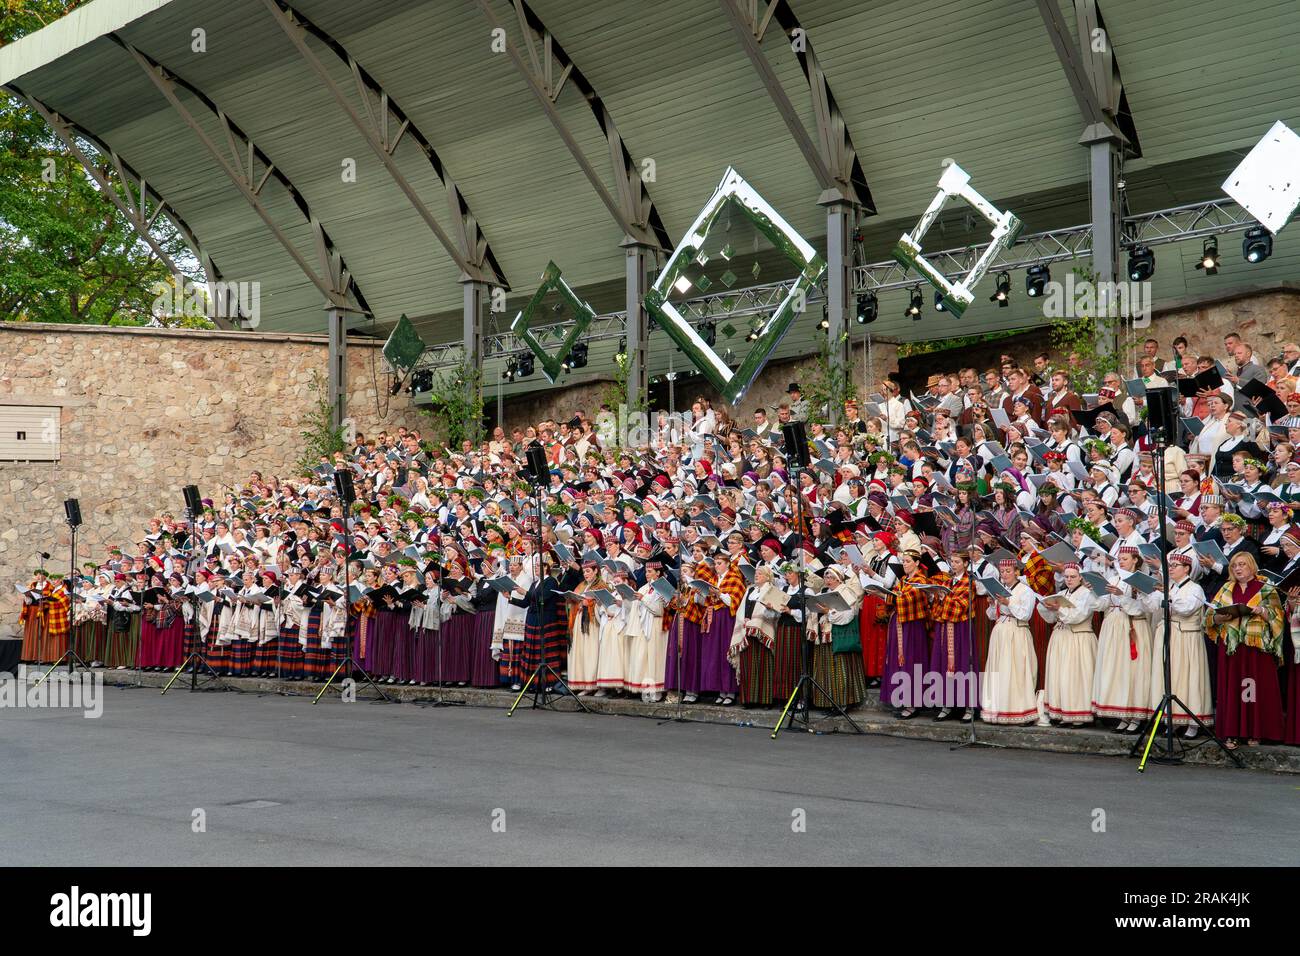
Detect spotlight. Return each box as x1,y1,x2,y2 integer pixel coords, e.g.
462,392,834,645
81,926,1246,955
1128,244,1155,281
1243,226,1273,263
746,323,760,342
906,285,923,319
855,291,877,324
701,321,717,346
566,342,589,370
409,369,433,393
616,336,627,362
1195,238,1220,275
818,312,830,330
934,289,947,312
1025,264,1050,297
988,270,1011,307
503,358,517,382
516,353,534,378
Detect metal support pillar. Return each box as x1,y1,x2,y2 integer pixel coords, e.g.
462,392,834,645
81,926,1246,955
822,196,855,420
463,279,489,416
622,237,654,411
1086,131,1124,358
327,307,347,430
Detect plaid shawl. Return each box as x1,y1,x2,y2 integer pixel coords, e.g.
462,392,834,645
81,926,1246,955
894,570,930,623
1206,576,1285,659
1022,551,1054,596
931,571,973,622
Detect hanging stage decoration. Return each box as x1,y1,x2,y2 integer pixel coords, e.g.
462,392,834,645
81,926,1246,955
1222,120,1300,235
893,161,1022,317
510,261,597,383
644,167,825,405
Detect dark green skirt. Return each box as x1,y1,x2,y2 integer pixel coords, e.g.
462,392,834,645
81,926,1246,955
811,642,866,709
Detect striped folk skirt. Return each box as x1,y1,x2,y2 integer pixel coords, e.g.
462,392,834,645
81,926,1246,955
498,638,527,686
810,633,867,709
103,614,141,669
277,623,306,680
521,618,569,688
73,621,106,664
736,636,775,706
772,620,803,701
300,606,335,681
224,639,254,676
249,634,280,674
470,611,499,687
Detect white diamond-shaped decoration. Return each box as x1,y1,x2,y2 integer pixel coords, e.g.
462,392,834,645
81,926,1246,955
1222,121,1300,235
893,162,1021,318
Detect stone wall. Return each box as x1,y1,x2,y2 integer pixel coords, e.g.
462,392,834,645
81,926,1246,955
896,287,1300,392
0,323,417,637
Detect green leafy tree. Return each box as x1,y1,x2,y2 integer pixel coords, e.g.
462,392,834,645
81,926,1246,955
1,0,205,326
420,362,485,448
800,332,858,425
297,370,347,473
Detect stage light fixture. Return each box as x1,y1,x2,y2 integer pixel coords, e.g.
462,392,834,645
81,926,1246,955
1195,238,1220,275
564,342,588,370
1243,226,1273,263
503,357,517,382
906,285,923,319
1128,244,1155,281
934,289,947,312
1025,264,1050,297
516,353,534,378
818,312,830,330
855,291,877,324
701,321,717,346
408,369,433,393
988,270,1011,307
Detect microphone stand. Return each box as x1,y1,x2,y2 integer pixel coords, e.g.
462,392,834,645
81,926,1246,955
1131,414,1242,770
772,462,864,739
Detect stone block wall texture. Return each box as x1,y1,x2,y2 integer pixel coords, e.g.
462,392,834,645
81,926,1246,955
0,324,417,637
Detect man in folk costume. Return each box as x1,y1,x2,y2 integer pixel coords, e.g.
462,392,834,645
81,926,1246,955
1144,553,1214,738
883,550,930,719
981,558,1040,725
626,561,669,703
927,551,978,722
566,559,605,695
1037,563,1100,727
810,565,867,709
729,564,782,706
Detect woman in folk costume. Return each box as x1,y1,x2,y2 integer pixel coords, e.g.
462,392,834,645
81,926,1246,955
626,561,670,703
666,546,714,703
493,555,532,690
412,567,443,687
1017,523,1056,692
388,565,423,685
18,569,51,662
810,565,868,709
702,553,745,706
215,570,261,676
1205,551,1286,747
469,549,503,688
277,568,310,680
882,550,931,719
299,568,347,681
1144,554,1214,737
364,564,402,680
103,573,142,669
927,551,979,722
511,552,580,692
566,559,605,694
728,564,782,706
1092,547,1159,732
438,549,477,686
248,570,282,677
856,532,899,687
595,567,634,696
774,561,810,703
981,558,1040,725
1281,585,1300,746
72,572,110,668
1037,563,1100,726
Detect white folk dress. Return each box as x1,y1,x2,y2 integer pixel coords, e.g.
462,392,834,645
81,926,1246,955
1039,586,1099,723
1144,577,1214,726
1091,574,1158,721
980,580,1039,725
595,598,628,692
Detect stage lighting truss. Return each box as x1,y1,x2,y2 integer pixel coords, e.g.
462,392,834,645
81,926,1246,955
643,167,826,404
893,161,1022,318
509,261,597,383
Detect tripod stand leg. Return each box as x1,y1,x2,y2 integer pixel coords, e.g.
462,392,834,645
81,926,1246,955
1135,702,1165,773
32,650,88,689
771,681,802,739
507,670,538,716
311,661,349,704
